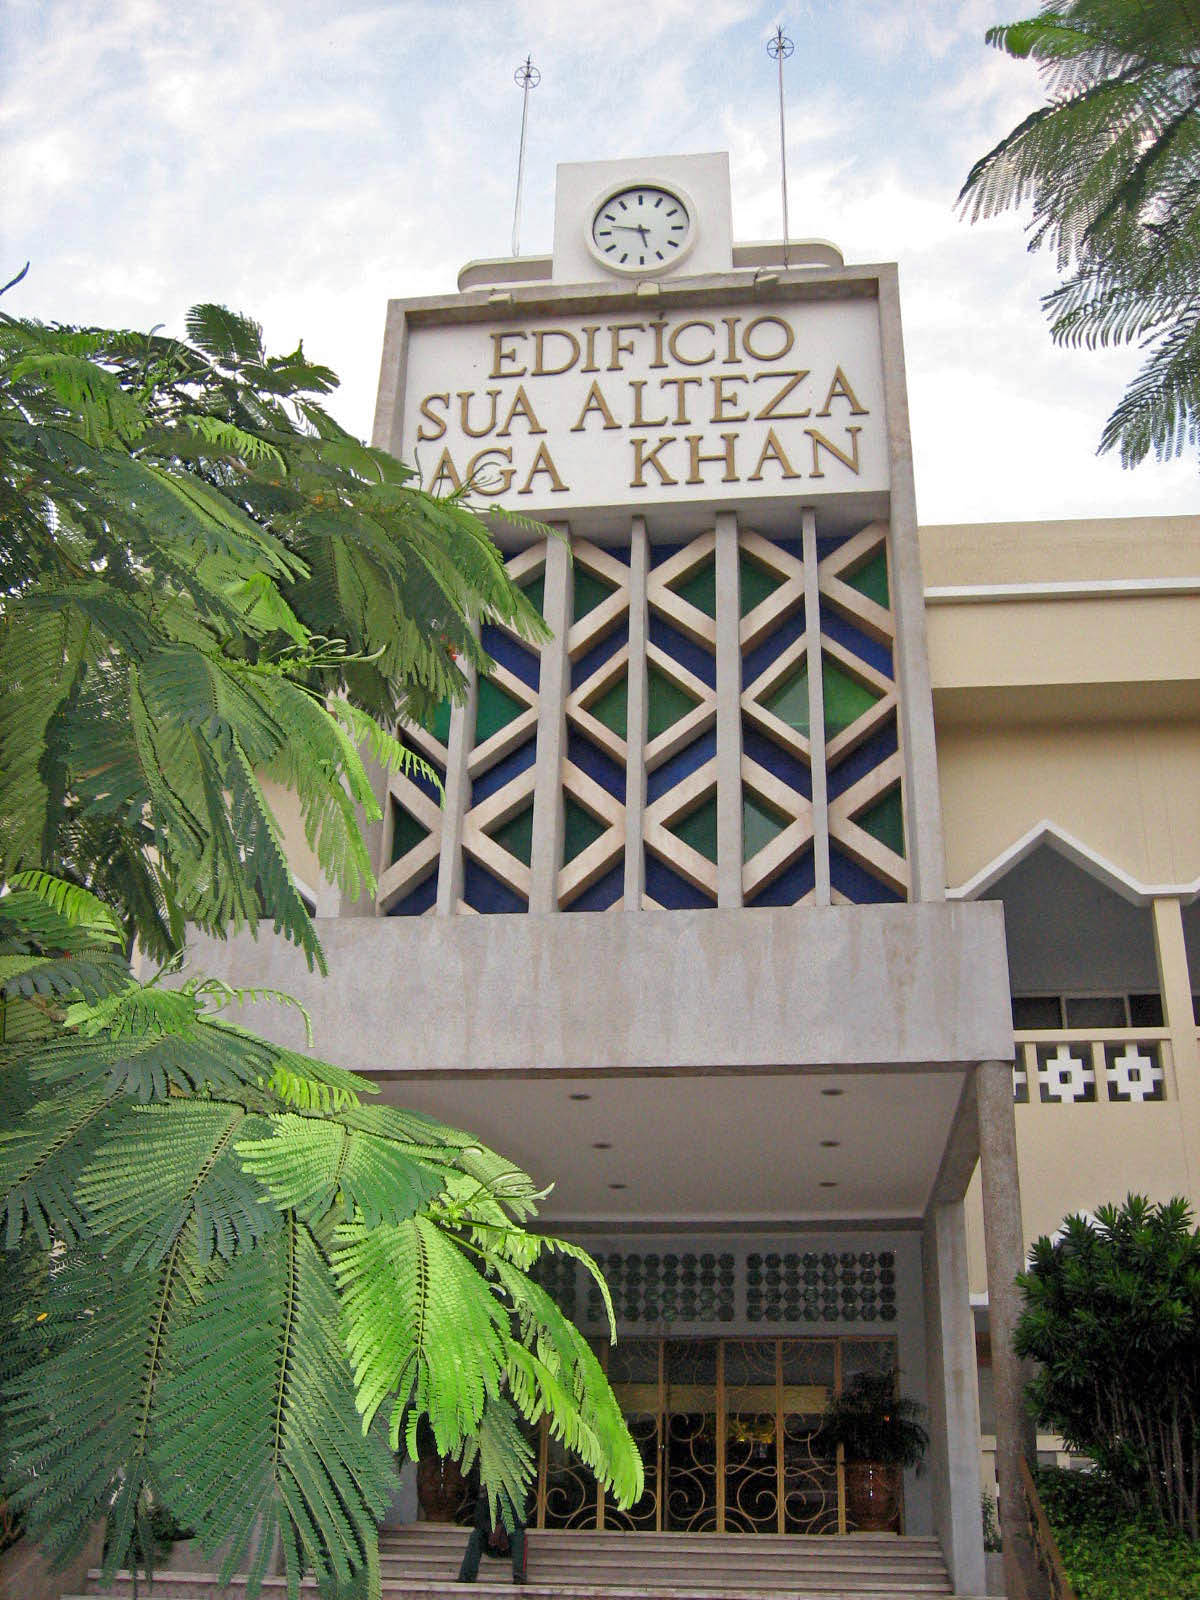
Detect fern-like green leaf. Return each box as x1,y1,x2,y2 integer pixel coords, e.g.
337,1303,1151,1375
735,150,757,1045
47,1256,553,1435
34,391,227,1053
332,1213,509,1453
76,1101,278,1267
236,1112,445,1224
153,1217,396,1599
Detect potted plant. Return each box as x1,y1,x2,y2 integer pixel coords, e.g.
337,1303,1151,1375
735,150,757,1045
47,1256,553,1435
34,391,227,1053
818,1369,928,1532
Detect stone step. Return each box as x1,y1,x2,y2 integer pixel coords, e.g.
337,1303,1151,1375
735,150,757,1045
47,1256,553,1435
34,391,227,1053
81,1568,953,1600
82,1531,954,1600
80,1583,955,1600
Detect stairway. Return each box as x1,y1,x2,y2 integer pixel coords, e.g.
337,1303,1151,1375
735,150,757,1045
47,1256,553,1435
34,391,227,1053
72,1522,960,1600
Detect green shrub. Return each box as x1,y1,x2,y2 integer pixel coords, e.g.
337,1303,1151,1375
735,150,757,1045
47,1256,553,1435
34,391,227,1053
1037,1466,1200,1600
1015,1195,1200,1537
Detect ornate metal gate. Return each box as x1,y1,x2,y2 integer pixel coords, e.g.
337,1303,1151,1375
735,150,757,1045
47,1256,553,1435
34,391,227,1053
535,1335,897,1534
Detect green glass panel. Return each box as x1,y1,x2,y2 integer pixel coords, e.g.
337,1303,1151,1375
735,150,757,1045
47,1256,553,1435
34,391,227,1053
858,788,905,857
763,666,810,735
588,675,627,739
573,565,613,621
521,571,545,619
390,802,429,865
490,803,534,867
845,549,889,608
673,559,717,618
669,795,718,864
563,796,606,864
739,552,781,616
742,793,788,862
426,698,452,746
646,665,698,740
475,676,524,743
822,659,879,735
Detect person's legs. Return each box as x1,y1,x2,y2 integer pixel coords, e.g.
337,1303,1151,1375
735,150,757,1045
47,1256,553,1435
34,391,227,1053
510,1524,526,1584
458,1527,485,1582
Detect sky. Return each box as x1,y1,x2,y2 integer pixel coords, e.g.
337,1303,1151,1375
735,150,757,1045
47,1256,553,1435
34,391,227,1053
3,0,1196,526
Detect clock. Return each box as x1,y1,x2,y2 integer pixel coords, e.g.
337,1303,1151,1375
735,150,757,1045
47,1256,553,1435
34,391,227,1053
588,183,695,275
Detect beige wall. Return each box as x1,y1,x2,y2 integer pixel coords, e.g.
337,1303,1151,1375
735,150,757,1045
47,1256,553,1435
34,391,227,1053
963,1097,1196,1295
923,514,1200,1294
936,720,1200,889
259,776,325,901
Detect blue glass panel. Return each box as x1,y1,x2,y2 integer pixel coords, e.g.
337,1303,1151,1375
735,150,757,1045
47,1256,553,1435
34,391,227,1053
646,729,716,804
403,760,443,805
471,737,537,806
746,850,815,907
463,858,527,914
567,729,626,802
817,535,845,563
566,861,624,913
649,615,716,687
820,607,893,677
649,541,684,569
386,871,438,917
481,624,541,691
572,620,628,689
645,855,713,909
829,847,903,905
601,542,631,565
826,721,898,802
741,725,811,799
742,606,806,687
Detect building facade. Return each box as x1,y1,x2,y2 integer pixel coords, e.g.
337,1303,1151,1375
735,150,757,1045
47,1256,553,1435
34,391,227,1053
211,154,1200,1597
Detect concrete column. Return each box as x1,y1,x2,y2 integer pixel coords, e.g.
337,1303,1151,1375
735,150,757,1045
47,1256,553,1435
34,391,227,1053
528,529,572,914
624,518,649,911
977,1058,1037,1599
876,268,946,904
922,1201,986,1598
714,511,743,906
801,508,831,905
1152,896,1200,1193
434,669,476,916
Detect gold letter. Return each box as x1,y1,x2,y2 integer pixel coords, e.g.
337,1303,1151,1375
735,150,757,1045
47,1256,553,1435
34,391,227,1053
630,436,679,487
416,392,449,441
630,380,669,428
517,442,569,495
668,319,717,366
466,446,515,496
497,385,547,437
571,381,621,432
659,376,703,425
533,328,581,377
747,429,802,481
752,370,812,421
428,447,463,492
685,433,739,484
816,366,869,417
456,389,500,438
580,325,601,374
806,426,862,477
743,316,794,362
649,318,668,369
608,322,645,372
490,331,527,378
711,374,749,423
721,316,741,363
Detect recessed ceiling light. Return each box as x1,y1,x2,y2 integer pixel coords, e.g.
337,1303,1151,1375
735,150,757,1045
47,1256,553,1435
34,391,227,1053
569,1092,591,1101
819,1180,838,1188
592,1141,612,1149
820,1139,840,1148
608,1182,627,1190
820,1088,844,1097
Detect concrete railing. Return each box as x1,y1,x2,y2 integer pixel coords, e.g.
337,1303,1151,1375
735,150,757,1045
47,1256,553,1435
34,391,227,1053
1012,1028,1172,1105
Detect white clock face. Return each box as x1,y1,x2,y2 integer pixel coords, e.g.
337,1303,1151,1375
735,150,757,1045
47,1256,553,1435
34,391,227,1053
590,185,693,273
